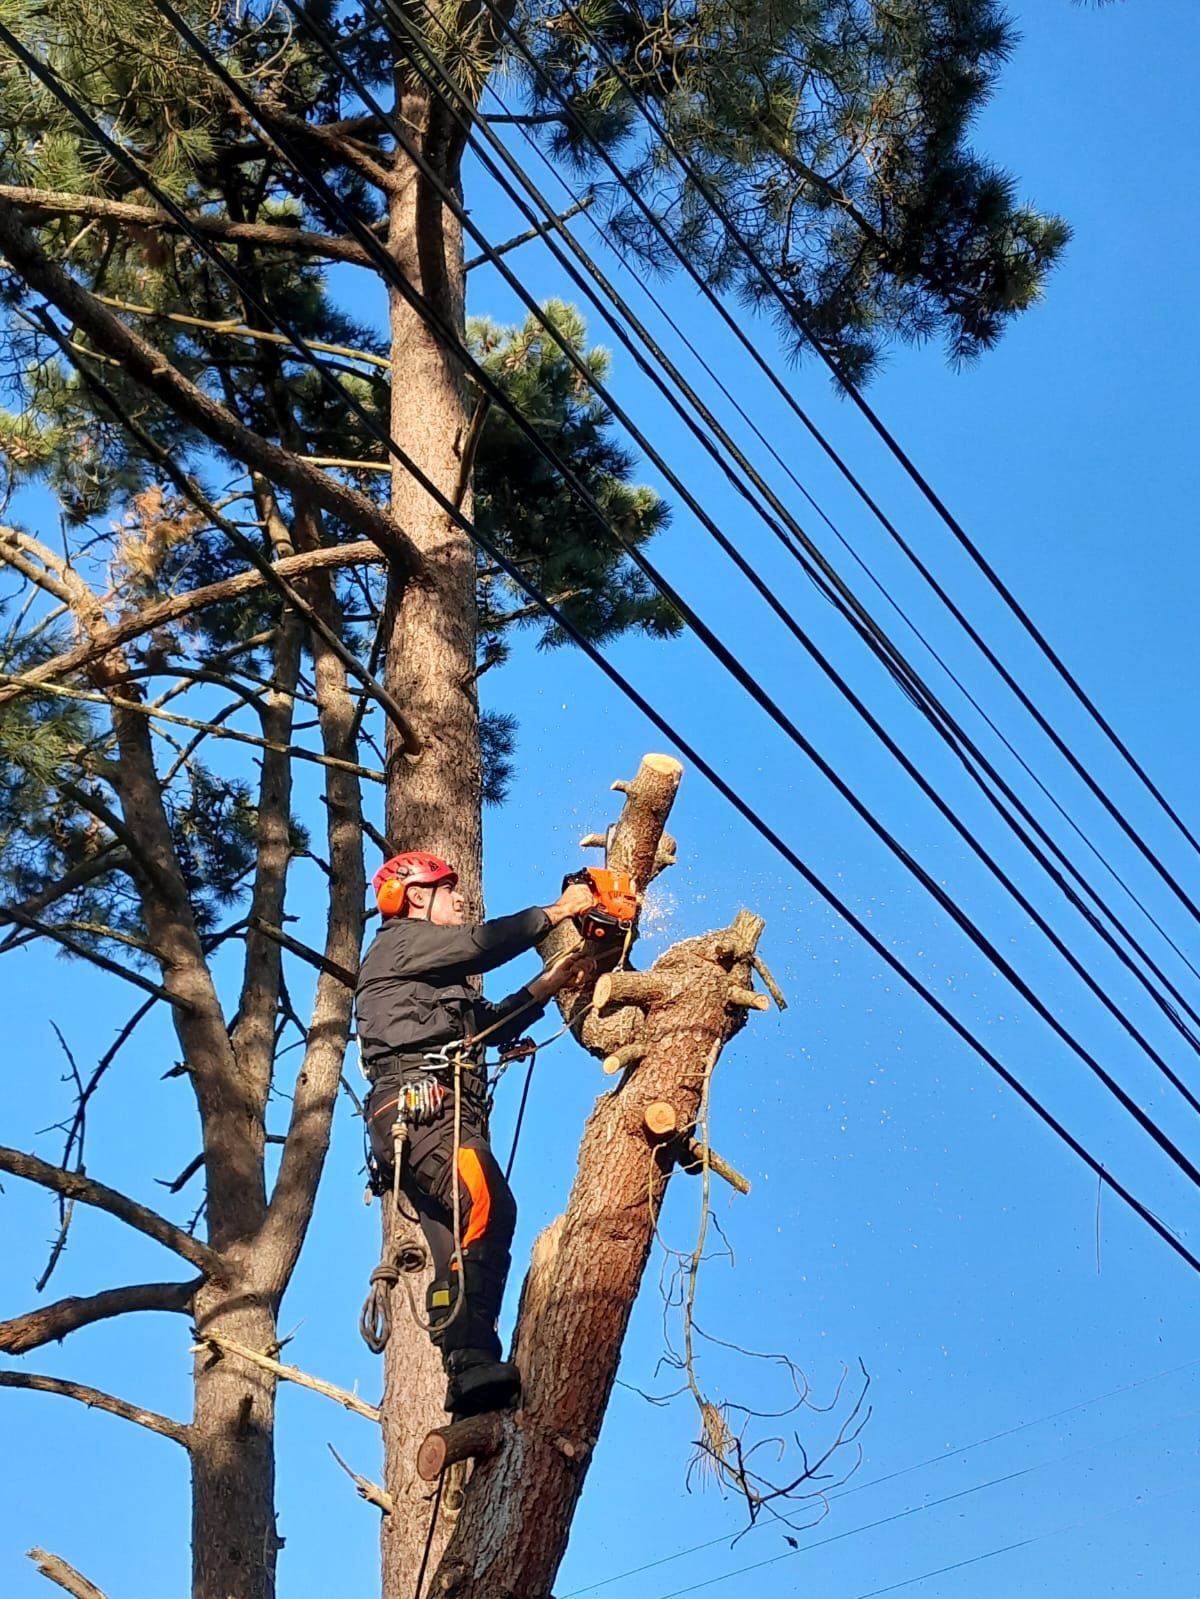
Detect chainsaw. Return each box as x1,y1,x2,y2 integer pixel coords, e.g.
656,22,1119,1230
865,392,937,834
562,866,639,947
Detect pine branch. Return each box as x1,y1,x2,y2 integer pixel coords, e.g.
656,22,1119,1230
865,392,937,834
0,905,190,1006
249,919,357,989
0,542,384,706
0,1278,199,1356
0,185,374,266
464,193,594,270
33,320,420,755
0,1372,189,1447
0,201,417,570
0,847,130,934
0,1147,221,1275
267,108,397,192
0,676,385,782
92,295,391,369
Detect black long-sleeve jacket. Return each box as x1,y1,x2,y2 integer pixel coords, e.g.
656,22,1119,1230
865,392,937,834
355,907,551,1079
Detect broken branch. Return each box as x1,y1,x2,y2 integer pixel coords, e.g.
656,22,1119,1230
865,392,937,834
26,1549,109,1599
192,1332,380,1422
328,1443,393,1513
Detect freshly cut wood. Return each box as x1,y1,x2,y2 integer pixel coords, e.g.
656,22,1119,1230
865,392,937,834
416,1412,505,1482
643,1101,679,1138
602,1042,646,1077
727,986,769,1012
592,970,665,1011
677,1139,752,1195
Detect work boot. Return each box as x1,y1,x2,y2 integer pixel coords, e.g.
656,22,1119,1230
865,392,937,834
444,1348,521,1417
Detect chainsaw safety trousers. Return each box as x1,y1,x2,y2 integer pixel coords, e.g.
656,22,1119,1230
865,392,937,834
366,1092,516,1361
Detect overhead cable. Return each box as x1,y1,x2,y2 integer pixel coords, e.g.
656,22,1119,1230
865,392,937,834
6,19,1197,1275
521,0,1200,901
78,2,1200,1173
565,1397,1199,1597
354,0,1200,1100
568,1358,1200,1594
238,0,1200,1146
461,52,1200,1027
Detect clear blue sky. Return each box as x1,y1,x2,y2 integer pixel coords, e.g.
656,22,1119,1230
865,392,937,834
2,3,1198,1595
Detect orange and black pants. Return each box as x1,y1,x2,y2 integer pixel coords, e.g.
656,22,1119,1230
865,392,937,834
366,1074,516,1361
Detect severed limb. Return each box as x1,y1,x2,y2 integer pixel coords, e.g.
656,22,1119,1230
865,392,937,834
1,1372,189,1447
416,1413,505,1482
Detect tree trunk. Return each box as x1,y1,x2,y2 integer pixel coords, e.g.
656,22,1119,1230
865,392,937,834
430,909,767,1598
190,1282,280,1599
378,67,480,1595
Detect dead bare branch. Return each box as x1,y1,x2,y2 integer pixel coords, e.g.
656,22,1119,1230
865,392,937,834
0,1147,220,1275
26,1548,109,1599
192,1332,379,1422
1,1372,190,1447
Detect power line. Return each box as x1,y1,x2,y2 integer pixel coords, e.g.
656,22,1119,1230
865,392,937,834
6,20,1196,1276
463,57,1200,1039
563,1357,1200,1594
355,0,1200,1113
235,1,1200,1173
638,1410,1196,1599
524,0,1200,901
416,0,1200,1011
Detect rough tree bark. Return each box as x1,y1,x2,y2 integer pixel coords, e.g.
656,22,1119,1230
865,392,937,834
0,508,365,1599
376,47,483,1590
422,758,771,1598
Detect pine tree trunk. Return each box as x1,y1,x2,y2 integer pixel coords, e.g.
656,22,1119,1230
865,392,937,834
430,911,767,1598
378,69,481,1596
190,1283,280,1599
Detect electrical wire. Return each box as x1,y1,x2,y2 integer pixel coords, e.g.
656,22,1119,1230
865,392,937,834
513,0,1200,903
637,1407,1196,1599
7,21,1197,1275
170,1,1200,1182
456,52,1200,1039
564,1356,1200,1594
349,0,1200,1116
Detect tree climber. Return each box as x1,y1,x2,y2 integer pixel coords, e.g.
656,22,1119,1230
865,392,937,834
356,851,596,1417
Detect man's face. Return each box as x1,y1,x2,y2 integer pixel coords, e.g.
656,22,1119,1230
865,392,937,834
407,882,466,925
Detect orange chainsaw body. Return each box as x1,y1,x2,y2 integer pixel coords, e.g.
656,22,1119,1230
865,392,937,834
563,867,639,943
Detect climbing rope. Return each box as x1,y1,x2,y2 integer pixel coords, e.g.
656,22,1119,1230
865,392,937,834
412,1466,446,1599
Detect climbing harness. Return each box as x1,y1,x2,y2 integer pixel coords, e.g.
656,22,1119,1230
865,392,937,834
358,877,643,1353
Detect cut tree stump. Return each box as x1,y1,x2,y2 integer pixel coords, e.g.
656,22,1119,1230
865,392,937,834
416,1411,505,1482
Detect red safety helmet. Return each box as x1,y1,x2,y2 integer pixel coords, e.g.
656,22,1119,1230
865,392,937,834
373,851,458,917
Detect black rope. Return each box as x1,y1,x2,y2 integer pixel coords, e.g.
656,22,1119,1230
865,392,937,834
355,0,1200,1106
499,0,1200,916
198,2,1200,1165
10,21,1198,1274
504,1055,537,1184
413,1467,445,1599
